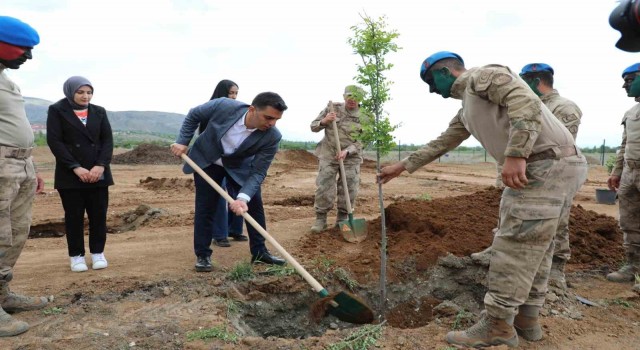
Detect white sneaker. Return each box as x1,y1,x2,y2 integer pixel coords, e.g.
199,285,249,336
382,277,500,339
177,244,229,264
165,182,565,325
91,253,108,270
70,255,88,272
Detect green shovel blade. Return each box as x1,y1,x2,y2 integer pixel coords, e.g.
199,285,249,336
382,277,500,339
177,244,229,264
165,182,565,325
338,214,367,243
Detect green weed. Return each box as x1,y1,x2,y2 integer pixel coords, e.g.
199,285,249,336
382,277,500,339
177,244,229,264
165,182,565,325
611,298,632,308
225,299,240,317
186,324,239,343
316,256,336,271
42,306,64,315
452,310,474,330
417,193,432,201
635,273,640,284
333,267,360,291
325,323,384,350
227,261,254,281
265,264,296,276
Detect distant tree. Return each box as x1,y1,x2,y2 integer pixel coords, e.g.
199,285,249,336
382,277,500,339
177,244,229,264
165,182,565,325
348,13,400,318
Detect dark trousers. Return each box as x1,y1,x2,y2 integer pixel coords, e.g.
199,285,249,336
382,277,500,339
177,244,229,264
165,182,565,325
193,164,266,258
57,187,109,257
212,178,245,240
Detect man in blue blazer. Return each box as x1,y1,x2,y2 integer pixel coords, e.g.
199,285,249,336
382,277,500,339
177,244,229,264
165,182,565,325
171,92,287,272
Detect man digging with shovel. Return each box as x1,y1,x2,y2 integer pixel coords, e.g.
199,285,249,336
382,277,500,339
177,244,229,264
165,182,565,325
309,85,364,234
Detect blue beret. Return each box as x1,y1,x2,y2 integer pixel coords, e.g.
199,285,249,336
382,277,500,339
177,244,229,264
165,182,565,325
622,63,640,77
520,63,554,76
0,16,39,47
420,51,464,83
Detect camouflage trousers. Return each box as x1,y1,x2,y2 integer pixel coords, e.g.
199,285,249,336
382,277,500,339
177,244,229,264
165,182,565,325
495,163,571,262
0,157,37,283
484,155,587,319
314,160,360,216
618,164,640,253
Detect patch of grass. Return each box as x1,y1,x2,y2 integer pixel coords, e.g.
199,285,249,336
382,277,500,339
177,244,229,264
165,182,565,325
611,298,633,308
42,306,64,315
325,323,384,350
225,299,240,317
227,261,254,281
417,193,432,201
333,267,360,291
439,347,457,350
186,324,239,343
452,310,474,330
265,264,296,276
316,256,336,271
635,273,640,285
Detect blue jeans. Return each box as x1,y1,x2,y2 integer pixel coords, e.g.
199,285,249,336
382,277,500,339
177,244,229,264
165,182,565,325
193,164,266,258
212,178,245,240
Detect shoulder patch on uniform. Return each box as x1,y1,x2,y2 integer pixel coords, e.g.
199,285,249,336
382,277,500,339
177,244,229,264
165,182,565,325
562,114,579,123
479,70,493,84
492,73,512,86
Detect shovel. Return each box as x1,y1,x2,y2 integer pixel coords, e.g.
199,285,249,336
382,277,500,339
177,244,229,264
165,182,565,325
329,102,368,243
180,153,374,324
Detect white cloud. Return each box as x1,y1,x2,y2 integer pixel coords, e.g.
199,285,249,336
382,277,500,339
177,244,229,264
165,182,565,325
1,0,631,148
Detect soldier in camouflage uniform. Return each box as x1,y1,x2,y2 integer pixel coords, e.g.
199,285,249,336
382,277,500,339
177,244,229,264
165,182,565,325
0,16,49,337
472,63,583,291
378,52,587,348
309,85,363,233
607,63,640,293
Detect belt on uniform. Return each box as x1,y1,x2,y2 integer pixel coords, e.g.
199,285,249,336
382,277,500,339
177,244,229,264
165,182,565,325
526,145,577,163
626,160,640,169
0,146,33,159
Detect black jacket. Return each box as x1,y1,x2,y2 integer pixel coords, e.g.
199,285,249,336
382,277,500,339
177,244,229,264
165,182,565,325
46,98,114,189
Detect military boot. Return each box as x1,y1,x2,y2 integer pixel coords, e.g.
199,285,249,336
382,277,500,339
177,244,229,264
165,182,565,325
446,311,518,348
470,246,492,266
514,304,543,341
0,284,48,313
334,211,349,228
607,251,640,283
0,306,29,337
548,257,568,290
310,214,328,234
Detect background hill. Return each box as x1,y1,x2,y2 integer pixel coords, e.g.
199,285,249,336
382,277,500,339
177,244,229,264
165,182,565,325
25,97,185,135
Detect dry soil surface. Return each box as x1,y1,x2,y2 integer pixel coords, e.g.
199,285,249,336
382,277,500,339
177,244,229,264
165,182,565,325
2,145,639,350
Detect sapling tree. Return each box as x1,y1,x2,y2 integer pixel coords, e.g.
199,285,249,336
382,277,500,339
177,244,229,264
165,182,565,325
347,13,400,318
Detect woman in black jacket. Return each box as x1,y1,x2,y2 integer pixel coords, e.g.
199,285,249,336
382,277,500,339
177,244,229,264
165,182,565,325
47,76,114,272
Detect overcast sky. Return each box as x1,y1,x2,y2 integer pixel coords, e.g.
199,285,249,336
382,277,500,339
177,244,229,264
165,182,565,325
2,0,633,148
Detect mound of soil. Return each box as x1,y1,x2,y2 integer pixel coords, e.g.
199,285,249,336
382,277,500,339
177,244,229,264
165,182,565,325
139,176,194,192
297,187,624,283
274,149,317,168
271,195,315,206
112,143,181,165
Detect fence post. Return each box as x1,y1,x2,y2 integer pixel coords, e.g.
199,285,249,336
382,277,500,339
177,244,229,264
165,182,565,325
398,140,401,161
601,139,605,166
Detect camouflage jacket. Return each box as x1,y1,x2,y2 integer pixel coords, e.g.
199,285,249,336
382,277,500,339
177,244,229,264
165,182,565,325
402,65,574,172
310,101,363,164
541,89,582,140
612,103,640,176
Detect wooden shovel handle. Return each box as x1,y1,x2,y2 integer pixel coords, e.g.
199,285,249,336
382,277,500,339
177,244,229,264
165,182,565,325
180,153,326,293
329,101,353,214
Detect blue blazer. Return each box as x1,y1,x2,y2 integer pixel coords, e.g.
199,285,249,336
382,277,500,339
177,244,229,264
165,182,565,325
175,98,281,199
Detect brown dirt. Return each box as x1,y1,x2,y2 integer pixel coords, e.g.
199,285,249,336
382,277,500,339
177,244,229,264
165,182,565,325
296,187,624,284
139,176,195,192
3,147,638,350
273,149,318,168
112,143,182,165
